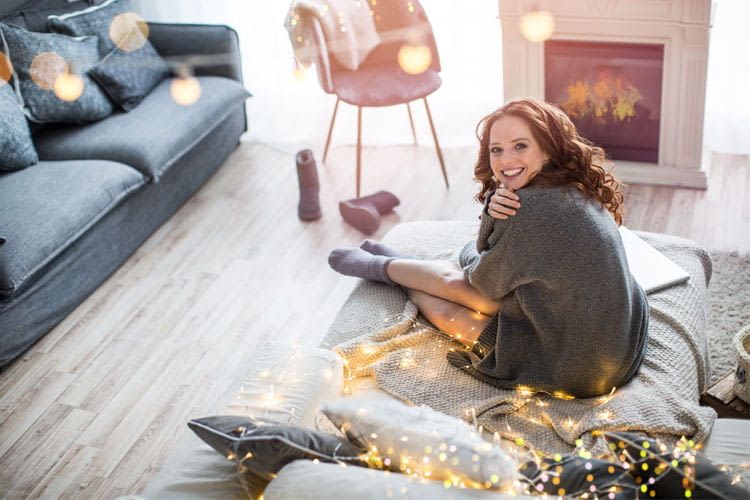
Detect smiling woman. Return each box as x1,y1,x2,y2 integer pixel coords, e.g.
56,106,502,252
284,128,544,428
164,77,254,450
329,97,647,398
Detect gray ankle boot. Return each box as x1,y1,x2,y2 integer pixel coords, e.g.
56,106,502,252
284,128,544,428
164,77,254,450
296,149,321,221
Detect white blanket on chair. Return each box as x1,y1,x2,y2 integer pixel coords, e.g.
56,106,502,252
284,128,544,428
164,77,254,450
284,0,381,71
320,221,718,456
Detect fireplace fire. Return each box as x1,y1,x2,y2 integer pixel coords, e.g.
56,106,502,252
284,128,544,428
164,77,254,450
545,40,664,163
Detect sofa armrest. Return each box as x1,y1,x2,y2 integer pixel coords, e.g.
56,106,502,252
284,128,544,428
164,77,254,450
147,22,244,83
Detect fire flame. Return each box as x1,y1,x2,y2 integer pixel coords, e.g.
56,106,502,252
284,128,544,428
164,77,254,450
560,72,644,124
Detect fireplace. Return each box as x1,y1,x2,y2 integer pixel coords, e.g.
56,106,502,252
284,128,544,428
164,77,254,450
499,0,713,188
545,40,663,163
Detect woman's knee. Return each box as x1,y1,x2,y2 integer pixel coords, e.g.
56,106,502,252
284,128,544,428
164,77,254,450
443,273,500,315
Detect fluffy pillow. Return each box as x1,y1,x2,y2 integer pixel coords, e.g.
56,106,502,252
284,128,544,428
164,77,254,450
321,398,520,491
188,415,367,495
265,460,507,500
47,0,169,110
0,80,38,171
0,23,113,123
603,431,749,499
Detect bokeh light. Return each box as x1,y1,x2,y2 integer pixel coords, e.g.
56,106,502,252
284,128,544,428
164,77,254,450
519,10,555,42
170,77,201,106
397,44,432,75
0,52,12,85
53,73,84,101
109,12,149,52
30,51,67,90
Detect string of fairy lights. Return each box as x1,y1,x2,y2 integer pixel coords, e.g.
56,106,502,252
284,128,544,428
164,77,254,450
223,311,746,499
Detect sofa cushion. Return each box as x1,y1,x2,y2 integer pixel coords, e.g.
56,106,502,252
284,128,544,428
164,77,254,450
0,159,145,298
34,76,250,181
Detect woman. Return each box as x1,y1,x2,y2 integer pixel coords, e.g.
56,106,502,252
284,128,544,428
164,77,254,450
328,98,649,398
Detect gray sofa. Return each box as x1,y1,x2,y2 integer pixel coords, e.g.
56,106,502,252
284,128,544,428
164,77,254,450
0,0,250,367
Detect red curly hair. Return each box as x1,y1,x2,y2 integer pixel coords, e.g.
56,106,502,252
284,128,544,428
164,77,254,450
473,98,625,225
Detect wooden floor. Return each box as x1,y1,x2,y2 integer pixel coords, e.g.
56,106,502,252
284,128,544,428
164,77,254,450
0,142,748,498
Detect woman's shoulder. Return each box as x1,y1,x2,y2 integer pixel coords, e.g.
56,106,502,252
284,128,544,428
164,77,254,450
516,184,592,214
511,184,614,232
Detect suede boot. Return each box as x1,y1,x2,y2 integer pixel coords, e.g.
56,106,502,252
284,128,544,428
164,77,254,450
341,190,400,214
296,149,321,221
339,200,381,235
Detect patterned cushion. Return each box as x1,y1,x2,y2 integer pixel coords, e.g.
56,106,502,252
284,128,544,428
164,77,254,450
0,23,113,123
47,0,169,110
0,82,37,171
88,43,169,110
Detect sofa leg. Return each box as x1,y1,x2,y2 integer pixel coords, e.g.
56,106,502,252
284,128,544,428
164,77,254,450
423,97,449,189
323,97,340,163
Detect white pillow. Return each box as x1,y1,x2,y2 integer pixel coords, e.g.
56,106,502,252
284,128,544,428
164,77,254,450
226,341,344,427
321,398,520,492
264,461,520,500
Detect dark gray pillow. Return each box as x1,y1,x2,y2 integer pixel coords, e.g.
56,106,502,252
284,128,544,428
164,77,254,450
47,0,169,110
520,455,637,499
88,42,169,111
0,23,113,124
0,83,38,171
188,416,367,496
604,431,750,499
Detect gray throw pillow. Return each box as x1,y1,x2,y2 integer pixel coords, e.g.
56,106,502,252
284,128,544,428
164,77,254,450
0,23,113,124
0,82,38,172
47,0,169,111
188,415,367,496
88,42,169,111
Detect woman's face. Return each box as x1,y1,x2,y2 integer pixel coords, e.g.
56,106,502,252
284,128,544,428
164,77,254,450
488,115,550,190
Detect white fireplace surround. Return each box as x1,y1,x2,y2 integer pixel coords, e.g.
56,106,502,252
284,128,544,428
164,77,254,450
499,0,712,188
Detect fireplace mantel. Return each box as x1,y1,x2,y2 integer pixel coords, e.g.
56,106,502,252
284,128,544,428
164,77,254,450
499,0,713,188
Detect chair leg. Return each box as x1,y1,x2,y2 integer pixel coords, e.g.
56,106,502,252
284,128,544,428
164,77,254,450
323,97,340,163
356,106,363,198
406,102,417,145
423,97,449,188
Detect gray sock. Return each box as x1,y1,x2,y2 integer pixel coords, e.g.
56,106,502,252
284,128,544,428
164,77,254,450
328,247,397,285
359,239,405,258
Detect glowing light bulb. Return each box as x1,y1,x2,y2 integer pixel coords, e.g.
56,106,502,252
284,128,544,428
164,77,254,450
519,10,555,42
109,12,149,52
54,73,84,101
30,51,67,90
171,77,201,106
397,44,432,75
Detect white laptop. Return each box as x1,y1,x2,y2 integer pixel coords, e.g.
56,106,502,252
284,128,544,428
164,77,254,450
619,226,690,294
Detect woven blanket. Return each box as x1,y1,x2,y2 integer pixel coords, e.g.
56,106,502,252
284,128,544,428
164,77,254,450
320,221,718,456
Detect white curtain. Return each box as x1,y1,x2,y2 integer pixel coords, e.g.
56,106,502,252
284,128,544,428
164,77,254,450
135,0,748,154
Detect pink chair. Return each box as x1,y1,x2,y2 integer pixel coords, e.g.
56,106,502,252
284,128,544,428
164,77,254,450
309,0,449,197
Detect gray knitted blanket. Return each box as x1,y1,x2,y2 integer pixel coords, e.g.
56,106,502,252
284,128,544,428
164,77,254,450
320,221,717,456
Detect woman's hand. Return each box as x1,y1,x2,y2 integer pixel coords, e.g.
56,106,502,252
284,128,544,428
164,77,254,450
487,186,521,220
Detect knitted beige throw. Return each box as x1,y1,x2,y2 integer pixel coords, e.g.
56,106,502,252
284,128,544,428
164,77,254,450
320,221,717,456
